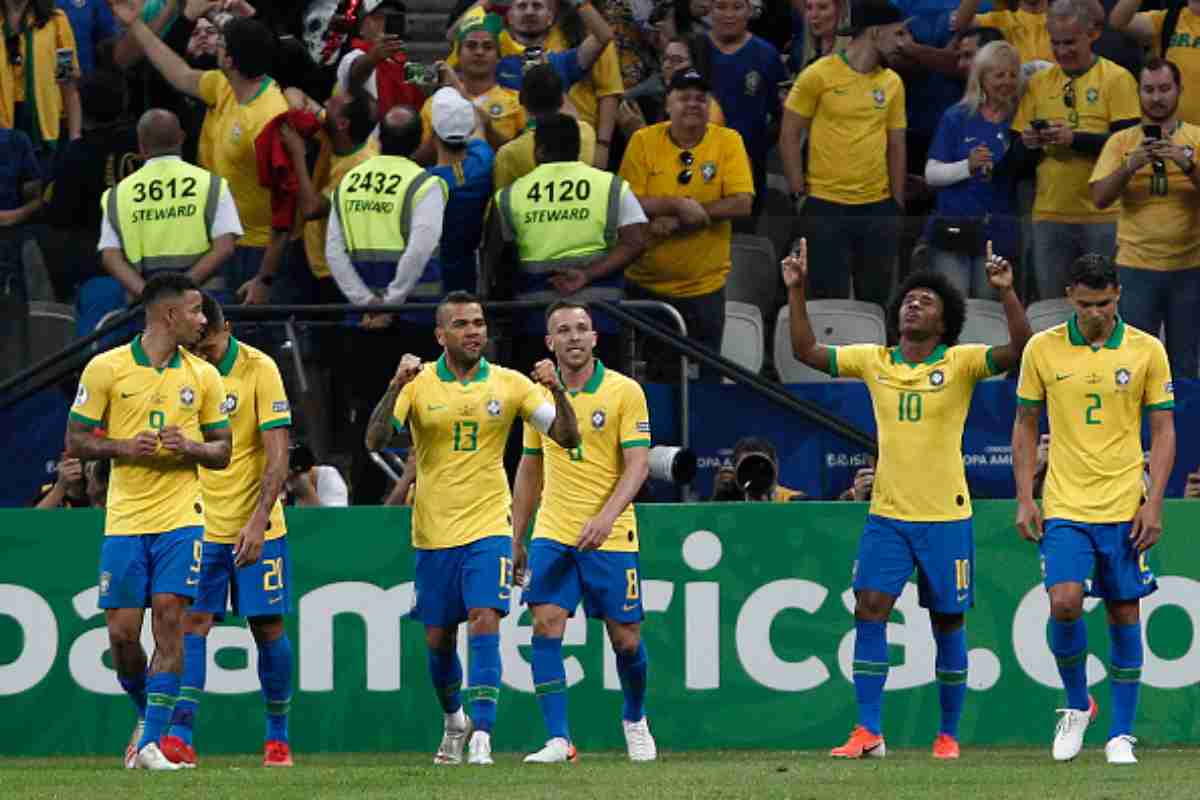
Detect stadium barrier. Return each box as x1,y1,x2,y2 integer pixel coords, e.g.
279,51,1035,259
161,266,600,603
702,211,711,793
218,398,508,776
3,502,1199,755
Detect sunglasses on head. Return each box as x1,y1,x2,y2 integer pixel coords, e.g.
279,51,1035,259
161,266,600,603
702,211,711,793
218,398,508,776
677,150,694,185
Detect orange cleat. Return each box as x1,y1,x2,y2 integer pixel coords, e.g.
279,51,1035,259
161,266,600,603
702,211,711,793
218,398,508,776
932,734,960,760
263,740,294,767
830,725,886,759
159,734,197,768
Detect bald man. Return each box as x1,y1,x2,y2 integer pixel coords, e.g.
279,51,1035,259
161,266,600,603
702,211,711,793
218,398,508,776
99,109,244,300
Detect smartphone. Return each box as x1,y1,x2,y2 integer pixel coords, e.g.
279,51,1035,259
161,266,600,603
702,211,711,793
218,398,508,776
522,46,545,72
1143,124,1163,141
404,61,434,84
385,13,406,37
1030,118,1049,132
55,48,73,81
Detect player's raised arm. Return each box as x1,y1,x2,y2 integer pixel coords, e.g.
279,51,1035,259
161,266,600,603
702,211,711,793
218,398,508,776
531,360,582,449
365,355,422,452
981,241,1033,373
781,238,833,374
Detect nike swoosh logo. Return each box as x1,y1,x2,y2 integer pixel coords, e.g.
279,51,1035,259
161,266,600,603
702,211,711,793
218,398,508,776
186,578,199,586
428,404,446,411
121,392,140,399
957,592,969,603
268,595,283,604
498,592,511,601
1055,373,1073,381
623,602,639,611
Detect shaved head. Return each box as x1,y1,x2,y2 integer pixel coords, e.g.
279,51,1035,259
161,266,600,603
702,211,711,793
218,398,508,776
379,105,423,157
137,108,185,157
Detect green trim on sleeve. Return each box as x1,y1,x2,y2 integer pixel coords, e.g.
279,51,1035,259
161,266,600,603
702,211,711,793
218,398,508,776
1145,401,1175,411
392,417,406,434
68,410,101,428
259,417,292,431
827,346,838,378
200,419,230,432
620,439,652,449
1015,396,1044,406
522,447,544,455
985,346,1000,376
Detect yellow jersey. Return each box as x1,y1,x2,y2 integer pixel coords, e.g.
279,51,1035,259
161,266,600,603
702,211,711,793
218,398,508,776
1091,123,1200,270
393,355,553,549
493,121,597,190
1013,58,1140,223
198,338,291,542
785,54,906,205
303,134,378,279
619,122,755,297
420,84,527,149
830,343,1000,521
974,9,1052,63
1016,317,1174,523
70,335,228,536
196,71,290,247
522,361,650,552
1146,9,1200,126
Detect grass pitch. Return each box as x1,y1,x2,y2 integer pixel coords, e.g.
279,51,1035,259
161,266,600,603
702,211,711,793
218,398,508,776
1,749,1195,800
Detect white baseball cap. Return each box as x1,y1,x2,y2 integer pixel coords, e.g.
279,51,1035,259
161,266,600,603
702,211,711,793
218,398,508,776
430,87,475,144
363,0,405,15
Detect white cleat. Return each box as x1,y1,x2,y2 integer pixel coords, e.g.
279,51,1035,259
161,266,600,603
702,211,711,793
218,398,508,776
1052,696,1096,762
623,717,657,762
434,715,473,765
467,731,494,765
134,742,183,771
123,718,145,769
1105,735,1138,765
523,737,578,763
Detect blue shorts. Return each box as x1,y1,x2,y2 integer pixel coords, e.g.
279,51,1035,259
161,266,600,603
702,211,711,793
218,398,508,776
853,515,975,614
1040,518,1158,601
193,538,291,619
524,539,644,623
98,526,204,609
411,536,513,628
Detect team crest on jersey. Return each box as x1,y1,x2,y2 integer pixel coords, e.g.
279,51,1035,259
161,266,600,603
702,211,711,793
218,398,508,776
701,161,717,182
230,122,243,144
744,70,762,96
489,103,504,117
180,386,196,406
1086,88,1099,104
74,384,88,407
591,409,606,429
221,393,239,415
929,369,945,386
872,88,886,108
99,571,111,595
1115,368,1132,387
486,398,502,416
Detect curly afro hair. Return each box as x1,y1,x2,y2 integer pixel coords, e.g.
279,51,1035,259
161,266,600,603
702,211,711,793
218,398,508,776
886,270,967,347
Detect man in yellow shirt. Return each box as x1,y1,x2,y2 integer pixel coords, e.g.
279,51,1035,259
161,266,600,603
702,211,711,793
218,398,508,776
493,64,597,190
780,1,909,307
511,301,654,763
1090,58,1200,379
1110,0,1200,125
1011,0,1139,299
784,239,1031,761
363,291,581,766
618,69,754,381
158,294,295,769
64,273,231,770
1013,254,1174,765
955,0,1053,63
113,1,291,307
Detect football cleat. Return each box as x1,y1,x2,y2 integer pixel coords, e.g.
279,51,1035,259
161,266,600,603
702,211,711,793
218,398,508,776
159,734,197,768
523,737,578,763
622,717,657,762
123,718,145,769
467,731,494,765
1105,735,1137,765
830,726,886,759
263,740,294,767
1052,694,1098,762
133,741,183,770
434,715,473,765
932,734,960,760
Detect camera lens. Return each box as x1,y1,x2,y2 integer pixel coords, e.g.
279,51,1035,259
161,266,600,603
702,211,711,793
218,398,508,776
735,452,776,496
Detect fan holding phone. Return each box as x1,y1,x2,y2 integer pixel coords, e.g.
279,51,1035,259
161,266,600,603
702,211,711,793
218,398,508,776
337,0,426,119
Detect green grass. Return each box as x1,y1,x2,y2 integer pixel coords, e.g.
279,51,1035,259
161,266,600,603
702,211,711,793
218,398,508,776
1,749,1197,800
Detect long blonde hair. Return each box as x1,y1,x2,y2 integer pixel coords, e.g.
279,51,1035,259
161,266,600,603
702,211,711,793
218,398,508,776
960,41,1023,117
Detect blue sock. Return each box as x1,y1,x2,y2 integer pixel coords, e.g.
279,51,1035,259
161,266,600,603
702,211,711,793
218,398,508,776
615,641,649,723
257,635,293,744
139,672,179,750
1049,618,1090,711
1108,622,1143,738
933,627,968,738
852,620,888,735
167,633,206,745
467,634,501,734
427,648,464,714
531,635,570,739
118,671,147,719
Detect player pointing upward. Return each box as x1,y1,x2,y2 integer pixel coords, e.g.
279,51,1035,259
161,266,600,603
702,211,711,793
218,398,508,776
783,239,1032,759
364,291,580,765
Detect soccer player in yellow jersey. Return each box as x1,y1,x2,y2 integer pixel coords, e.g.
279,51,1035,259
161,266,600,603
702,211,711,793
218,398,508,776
1013,255,1175,765
159,294,295,769
64,273,231,771
510,302,654,764
363,291,581,765
783,238,1032,760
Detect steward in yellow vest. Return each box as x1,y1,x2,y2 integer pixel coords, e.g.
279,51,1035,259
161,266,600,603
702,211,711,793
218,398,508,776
98,109,242,299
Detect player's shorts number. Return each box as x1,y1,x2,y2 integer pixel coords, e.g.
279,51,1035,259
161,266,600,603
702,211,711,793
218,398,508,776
452,420,479,452
898,391,922,422
499,556,514,588
263,557,284,591
1085,393,1102,425
625,568,639,600
568,445,584,462
149,410,166,430
954,558,970,591
190,540,203,574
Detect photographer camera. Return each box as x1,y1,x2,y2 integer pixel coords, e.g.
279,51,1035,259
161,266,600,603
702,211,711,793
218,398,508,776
710,437,805,502
284,441,349,507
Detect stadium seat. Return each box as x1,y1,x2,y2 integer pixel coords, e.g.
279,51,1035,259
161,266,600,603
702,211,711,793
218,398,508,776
960,299,1010,346
27,302,76,366
1027,298,1072,333
774,300,887,383
721,301,764,377
727,234,778,322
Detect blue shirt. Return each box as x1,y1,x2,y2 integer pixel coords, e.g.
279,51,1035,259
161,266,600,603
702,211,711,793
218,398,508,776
0,129,41,211
707,35,786,165
56,0,117,76
925,103,1018,257
428,139,495,293
900,8,962,138
496,50,584,92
